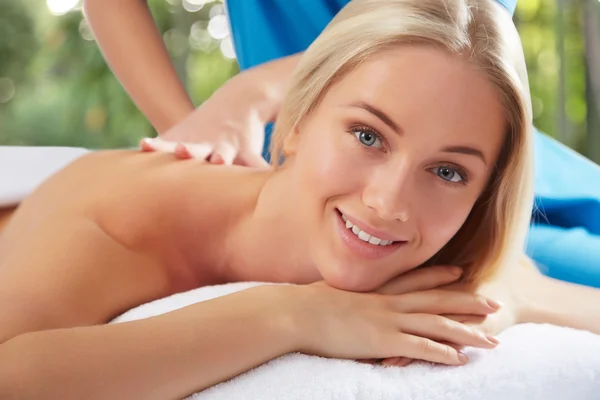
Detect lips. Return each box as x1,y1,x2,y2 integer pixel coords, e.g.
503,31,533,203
335,209,407,260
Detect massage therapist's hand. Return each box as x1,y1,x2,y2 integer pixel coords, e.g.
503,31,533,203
140,73,271,168
285,280,501,366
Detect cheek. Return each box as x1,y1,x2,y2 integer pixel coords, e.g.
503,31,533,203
296,126,364,192
417,193,477,249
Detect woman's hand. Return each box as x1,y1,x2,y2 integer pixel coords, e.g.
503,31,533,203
377,259,537,367
287,278,501,366
140,73,273,168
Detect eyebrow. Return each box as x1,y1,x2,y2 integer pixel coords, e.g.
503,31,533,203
346,101,402,134
441,146,487,165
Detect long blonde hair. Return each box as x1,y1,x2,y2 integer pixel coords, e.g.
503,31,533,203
270,0,534,285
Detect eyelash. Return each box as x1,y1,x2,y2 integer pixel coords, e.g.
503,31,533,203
348,124,470,187
429,165,470,187
348,124,387,152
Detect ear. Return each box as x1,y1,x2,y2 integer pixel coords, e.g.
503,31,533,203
281,123,301,157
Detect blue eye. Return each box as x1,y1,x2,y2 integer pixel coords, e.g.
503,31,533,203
432,166,466,183
353,128,382,148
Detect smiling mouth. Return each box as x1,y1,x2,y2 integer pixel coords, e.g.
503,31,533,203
335,209,407,247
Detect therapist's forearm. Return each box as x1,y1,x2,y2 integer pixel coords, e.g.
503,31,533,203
83,0,195,133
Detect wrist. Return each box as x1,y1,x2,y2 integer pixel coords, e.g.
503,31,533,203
154,100,195,135
248,284,306,354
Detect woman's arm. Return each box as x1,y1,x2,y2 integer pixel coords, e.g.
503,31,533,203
0,285,295,400
520,270,600,335
469,256,600,336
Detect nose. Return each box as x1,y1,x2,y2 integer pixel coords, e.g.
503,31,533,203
362,165,411,222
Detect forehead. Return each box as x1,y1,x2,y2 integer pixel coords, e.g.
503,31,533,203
320,45,507,161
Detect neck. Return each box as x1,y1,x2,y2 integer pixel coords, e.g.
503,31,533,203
225,166,320,285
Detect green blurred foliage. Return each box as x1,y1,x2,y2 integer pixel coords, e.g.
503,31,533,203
0,1,38,83
0,0,598,161
0,0,238,149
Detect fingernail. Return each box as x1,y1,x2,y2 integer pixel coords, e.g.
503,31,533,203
450,266,463,276
458,352,469,364
486,335,500,345
486,299,502,310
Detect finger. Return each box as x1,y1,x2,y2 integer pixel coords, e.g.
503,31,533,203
174,143,193,160
381,357,414,367
377,266,463,295
445,342,465,354
395,358,414,367
140,138,156,152
397,334,469,366
443,314,487,325
209,142,237,165
393,290,501,316
182,143,213,160
142,137,178,153
399,313,498,349
238,151,270,168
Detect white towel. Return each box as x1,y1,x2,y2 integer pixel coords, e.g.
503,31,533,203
0,146,89,207
113,282,600,400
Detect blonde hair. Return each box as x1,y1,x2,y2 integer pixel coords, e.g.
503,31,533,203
270,0,534,285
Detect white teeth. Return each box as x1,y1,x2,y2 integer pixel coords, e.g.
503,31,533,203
368,236,381,245
340,213,395,246
358,231,370,241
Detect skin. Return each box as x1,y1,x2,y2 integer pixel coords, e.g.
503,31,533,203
0,46,598,399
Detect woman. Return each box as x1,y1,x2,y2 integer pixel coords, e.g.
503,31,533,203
0,1,598,399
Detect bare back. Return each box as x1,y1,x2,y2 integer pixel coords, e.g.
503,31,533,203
0,150,269,343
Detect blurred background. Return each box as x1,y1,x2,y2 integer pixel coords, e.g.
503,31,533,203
0,0,599,163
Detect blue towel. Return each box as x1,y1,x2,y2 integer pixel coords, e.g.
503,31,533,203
528,131,600,287
225,0,600,287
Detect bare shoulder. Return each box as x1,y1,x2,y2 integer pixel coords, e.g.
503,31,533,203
3,149,268,278
76,151,267,252
0,150,269,343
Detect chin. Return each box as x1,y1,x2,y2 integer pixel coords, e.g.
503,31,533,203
318,261,384,293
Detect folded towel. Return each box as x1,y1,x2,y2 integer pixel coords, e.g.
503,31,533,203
0,146,89,207
113,282,600,400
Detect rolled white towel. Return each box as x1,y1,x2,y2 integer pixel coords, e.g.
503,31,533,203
113,282,600,400
0,146,89,207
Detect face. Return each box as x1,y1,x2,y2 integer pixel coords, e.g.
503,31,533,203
282,45,507,292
